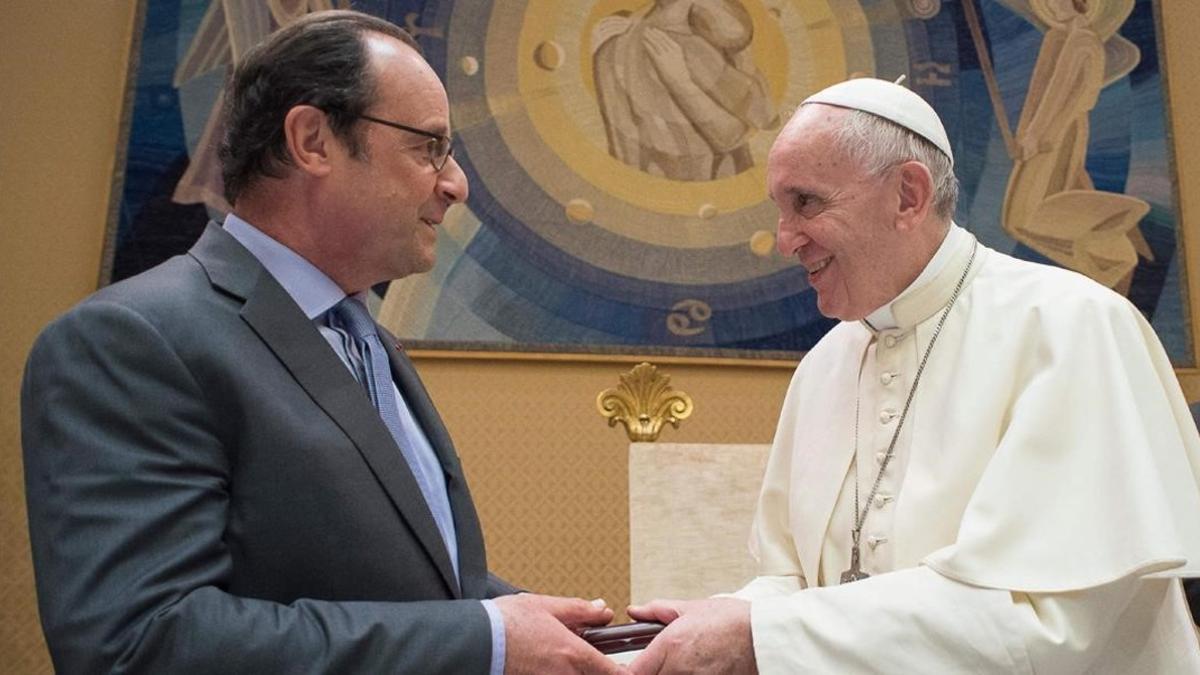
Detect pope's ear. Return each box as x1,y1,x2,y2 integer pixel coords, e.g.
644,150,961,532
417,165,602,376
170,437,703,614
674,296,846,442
895,160,935,230
282,105,335,178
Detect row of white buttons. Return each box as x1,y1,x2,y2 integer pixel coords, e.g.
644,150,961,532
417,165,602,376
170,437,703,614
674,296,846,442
868,492,893,550
869,335,903,558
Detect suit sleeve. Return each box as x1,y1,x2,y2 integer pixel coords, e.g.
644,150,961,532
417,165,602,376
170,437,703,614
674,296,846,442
22,301,493,675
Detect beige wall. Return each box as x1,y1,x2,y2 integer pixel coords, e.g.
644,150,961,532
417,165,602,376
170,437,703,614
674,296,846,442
1,2,139,671
3,1,1199,669
417,356,791,621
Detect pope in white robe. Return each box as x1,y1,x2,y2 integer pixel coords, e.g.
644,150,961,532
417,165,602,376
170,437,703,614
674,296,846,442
627,78,1200,674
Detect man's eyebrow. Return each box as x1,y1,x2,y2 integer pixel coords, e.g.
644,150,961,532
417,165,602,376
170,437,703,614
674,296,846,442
409,119,449,136
780,186,819,200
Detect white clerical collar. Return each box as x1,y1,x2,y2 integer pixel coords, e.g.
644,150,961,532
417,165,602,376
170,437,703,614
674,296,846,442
863,223,965,331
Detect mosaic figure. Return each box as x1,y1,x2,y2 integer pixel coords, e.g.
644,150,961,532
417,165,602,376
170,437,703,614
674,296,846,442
1000,0,1149,292
591,0,778,181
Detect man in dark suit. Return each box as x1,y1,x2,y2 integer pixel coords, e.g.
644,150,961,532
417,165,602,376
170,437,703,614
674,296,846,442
22,11,620,674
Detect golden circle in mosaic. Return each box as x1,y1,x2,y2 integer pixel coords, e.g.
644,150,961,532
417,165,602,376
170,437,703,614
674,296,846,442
534,40,565,71
565,198,595,224
750,230,776,257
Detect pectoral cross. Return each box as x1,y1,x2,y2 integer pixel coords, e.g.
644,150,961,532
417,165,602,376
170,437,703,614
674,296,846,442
840,541,870,584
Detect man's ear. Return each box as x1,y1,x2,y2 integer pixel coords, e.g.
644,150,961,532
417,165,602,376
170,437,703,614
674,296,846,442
282,105,335,178
895,160,935,231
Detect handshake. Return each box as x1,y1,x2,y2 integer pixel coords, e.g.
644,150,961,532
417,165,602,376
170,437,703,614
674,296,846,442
494,593,756,675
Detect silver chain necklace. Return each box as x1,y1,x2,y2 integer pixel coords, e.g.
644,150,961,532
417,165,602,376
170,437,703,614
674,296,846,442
840,242,977,584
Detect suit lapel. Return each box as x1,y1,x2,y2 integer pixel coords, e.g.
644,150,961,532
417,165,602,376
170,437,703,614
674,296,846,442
380,332,488,599
191,224,462,597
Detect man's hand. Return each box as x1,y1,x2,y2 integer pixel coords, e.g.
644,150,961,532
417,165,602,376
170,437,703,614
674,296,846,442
494,593,625,675
626,598,756,675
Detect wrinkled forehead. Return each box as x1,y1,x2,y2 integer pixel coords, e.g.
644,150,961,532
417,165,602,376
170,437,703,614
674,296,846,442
768,105,853,168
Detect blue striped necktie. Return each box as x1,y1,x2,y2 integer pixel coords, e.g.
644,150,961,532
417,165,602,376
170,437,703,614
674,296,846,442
329,297,458,575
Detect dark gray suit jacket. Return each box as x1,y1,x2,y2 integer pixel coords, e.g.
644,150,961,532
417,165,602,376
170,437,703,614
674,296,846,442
22,223,514,674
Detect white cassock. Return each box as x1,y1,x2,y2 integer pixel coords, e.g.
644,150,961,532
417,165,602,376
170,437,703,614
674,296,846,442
731,225,1200,673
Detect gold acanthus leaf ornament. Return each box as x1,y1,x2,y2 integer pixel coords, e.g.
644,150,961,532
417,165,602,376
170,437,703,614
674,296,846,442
596,362,694,442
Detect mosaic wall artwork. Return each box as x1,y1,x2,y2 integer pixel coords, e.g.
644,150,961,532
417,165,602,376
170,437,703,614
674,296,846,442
108,0,1190,363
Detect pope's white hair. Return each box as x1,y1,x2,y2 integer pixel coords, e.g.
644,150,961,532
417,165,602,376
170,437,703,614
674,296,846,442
826,108,959,221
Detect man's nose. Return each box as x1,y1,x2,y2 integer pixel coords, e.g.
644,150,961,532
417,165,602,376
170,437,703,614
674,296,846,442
776,222,809,256
438,155,469,204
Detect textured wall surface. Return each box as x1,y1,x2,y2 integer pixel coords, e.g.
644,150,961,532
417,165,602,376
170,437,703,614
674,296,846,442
413,356,792,619
628,442,773,605
1,2,138,672
5,1,1200,671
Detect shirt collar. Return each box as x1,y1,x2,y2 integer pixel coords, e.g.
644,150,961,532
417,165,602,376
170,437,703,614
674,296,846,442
863,223,965,331
222,213,348,320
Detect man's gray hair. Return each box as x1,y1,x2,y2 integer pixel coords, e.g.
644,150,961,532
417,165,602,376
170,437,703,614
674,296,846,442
825,108,959,220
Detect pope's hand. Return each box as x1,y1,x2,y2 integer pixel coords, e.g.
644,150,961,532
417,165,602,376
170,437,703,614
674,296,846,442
626,598,756,675
493,593,625,675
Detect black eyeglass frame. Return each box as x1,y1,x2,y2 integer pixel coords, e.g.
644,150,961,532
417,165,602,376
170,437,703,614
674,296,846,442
356,113,454,171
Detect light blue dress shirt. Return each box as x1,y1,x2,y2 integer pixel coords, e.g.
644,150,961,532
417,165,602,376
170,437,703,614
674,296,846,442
223,214,505,674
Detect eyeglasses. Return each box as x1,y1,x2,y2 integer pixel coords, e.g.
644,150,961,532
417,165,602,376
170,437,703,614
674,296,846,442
356,114,454,171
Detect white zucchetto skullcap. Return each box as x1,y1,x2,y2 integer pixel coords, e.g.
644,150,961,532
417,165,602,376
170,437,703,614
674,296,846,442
802,77,954,166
